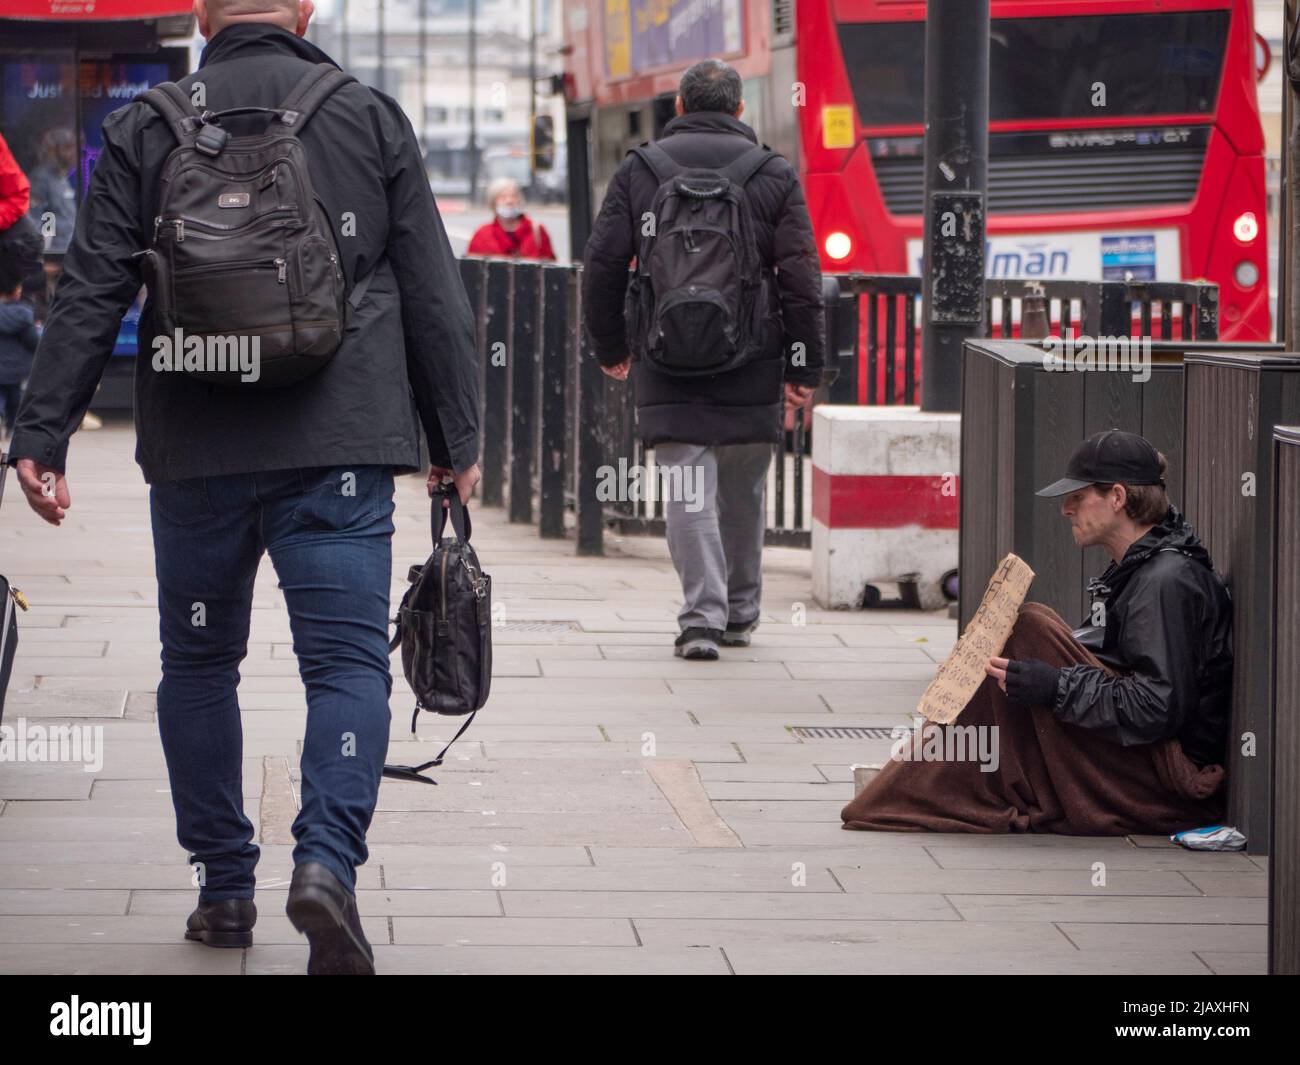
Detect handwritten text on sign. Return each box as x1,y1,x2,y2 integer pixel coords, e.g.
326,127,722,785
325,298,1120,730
917,554,1035,724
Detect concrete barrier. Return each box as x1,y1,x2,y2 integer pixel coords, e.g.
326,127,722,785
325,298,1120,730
811,405,960,611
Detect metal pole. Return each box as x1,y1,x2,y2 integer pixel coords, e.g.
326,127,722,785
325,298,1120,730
377,0,386,96
418,0,428,152
468,0,480,203
528,0,538,192
1285,0,1298,348
919,0,989,412
340,0,350,68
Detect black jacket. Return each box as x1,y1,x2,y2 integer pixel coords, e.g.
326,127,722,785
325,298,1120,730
582,111,824,446
1054,508,1233,767
5,24,479,482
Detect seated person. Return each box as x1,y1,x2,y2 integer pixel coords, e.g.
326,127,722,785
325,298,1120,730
843,430,1233,835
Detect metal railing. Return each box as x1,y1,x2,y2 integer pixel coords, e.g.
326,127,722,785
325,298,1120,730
457,257,1220,554
825,274,1220,407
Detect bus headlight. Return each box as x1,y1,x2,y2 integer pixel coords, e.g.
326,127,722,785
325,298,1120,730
824,231,853,261
1234,260,1260,288
1233,211,1259,243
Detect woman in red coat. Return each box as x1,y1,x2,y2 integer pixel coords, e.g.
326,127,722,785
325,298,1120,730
466,178,556,260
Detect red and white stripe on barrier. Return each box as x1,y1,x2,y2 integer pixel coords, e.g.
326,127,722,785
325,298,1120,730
810,406,960,610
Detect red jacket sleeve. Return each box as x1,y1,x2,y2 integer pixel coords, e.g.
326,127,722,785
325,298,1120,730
535,224,556,262
466,223,497,256
0,132,31,230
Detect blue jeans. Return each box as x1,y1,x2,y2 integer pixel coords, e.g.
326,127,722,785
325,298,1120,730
150,465,396,902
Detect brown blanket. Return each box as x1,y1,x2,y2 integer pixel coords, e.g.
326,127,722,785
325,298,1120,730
842,602,1225,835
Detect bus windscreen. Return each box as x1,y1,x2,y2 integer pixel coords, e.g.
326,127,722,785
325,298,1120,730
838,11,1230,126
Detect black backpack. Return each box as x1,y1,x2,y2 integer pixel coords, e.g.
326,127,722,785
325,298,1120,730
383,485,492,784
137,64,361,388
624,140,776,376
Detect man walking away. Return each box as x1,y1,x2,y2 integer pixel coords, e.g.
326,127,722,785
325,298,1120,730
582,59,824,659
5,0,481,974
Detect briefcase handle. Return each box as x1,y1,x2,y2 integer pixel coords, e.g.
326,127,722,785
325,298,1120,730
430,481,472,545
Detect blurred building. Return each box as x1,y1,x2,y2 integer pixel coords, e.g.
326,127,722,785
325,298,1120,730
308,0,566,198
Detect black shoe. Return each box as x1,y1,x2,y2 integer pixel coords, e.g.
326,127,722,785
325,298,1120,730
721,617,760,647
184,897,256,948
674,627,722,660
285,861,375,975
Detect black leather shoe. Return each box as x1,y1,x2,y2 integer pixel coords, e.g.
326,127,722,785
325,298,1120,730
285,861,375,975
184,897,256,948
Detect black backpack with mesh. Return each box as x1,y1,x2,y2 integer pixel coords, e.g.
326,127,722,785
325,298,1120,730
137,63,361,388
624,140,776,377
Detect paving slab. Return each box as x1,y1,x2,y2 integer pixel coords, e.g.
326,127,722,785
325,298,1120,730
0,423,1268,975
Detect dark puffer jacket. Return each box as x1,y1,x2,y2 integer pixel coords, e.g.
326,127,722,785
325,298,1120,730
1054,508,1233,768
582,111,824,446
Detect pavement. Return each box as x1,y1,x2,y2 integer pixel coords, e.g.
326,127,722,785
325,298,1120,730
0,423,1268,975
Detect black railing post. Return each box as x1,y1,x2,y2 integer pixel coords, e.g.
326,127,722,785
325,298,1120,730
1196,282,1220,340
829,278,860,405
481,260,512,507
1098,281,1130,337
574,275,605,555
539,265,569,538
509,261,541,524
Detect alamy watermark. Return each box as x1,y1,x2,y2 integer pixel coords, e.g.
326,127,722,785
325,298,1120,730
1042,331,1151,383
151,329,261,383
0,718,103,773
595,457,704,513
890,715,1000,773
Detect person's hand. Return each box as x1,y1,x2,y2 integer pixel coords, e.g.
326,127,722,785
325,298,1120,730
784,382,815,411
987,656,1060,707
428,462,481,505
14,458,70,526
601,358,631,381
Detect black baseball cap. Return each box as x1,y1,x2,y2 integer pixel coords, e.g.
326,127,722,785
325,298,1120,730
1037,430,1165,497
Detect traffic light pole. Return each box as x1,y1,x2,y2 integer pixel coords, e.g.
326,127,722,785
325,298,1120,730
919,0,990,413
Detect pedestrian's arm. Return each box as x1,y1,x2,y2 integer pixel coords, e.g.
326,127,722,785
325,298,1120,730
581,163,635,366
6,109,143,472
1053,575,1204,746
773,173,825,387
383,101,480,472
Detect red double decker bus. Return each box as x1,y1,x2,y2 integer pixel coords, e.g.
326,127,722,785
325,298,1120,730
563,0,1271,342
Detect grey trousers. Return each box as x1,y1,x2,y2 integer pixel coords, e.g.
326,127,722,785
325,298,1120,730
655,441,772,633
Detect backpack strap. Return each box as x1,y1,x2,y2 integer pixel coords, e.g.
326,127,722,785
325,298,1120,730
138,82,205,143
274,64,355,133
722,145,778,188
630,142,683,185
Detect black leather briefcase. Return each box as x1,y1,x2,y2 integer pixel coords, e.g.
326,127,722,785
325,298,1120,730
382,484,492,784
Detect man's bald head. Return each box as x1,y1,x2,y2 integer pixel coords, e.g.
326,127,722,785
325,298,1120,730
193,0,314,40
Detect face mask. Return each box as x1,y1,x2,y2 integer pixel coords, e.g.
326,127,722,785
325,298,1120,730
496,205,522,221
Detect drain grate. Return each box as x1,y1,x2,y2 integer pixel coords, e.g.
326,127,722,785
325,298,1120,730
499,620,580,632
791,726,897,740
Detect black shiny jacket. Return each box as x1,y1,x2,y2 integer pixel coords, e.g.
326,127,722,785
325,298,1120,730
1055,508,1233,767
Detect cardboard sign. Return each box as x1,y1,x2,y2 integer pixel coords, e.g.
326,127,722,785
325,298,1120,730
917,554,1035,724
